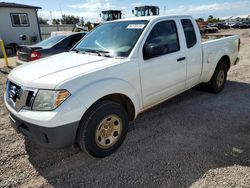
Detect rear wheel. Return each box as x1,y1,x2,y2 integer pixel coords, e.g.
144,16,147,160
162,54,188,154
77,101,128,158
208,63,228,93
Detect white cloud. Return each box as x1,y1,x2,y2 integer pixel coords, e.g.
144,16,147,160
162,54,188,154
38,0,116,22
165,1,250,17
38,1,250,22
37,11,100,23
69,0,113,11
131,2,143,7
51,0,126,21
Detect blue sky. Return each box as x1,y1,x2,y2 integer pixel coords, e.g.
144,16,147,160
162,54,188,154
11,0,250,21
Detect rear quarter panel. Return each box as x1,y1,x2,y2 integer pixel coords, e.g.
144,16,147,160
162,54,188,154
201,35,239,83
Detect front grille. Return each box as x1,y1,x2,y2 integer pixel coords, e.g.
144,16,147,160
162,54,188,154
6,80,37,111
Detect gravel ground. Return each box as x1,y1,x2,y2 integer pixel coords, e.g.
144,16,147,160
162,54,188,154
0,29,249,188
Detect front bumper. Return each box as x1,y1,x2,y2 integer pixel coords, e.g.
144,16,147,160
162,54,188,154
4,88,87,148
9,112,79,148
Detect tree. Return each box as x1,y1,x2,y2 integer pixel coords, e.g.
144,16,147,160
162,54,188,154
207,15,214,21
61,14,79,24
207,15,221,23
38,17,48,25
52,18,60,25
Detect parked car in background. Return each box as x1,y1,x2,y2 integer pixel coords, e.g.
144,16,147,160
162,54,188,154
232,22,250,29
211,23,230,29
16,32,87,66
219,23,230,29
228,23,237,28
238,22,250,29
201,25,219,33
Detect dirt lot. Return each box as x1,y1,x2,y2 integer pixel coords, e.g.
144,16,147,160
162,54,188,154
0,29,249,188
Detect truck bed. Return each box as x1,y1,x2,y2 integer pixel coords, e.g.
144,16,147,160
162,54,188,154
200,34,239,83
201,34,234,42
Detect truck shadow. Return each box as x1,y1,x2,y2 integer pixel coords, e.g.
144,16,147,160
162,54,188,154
24,80,250,187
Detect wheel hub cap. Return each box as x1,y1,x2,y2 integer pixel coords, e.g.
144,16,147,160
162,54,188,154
95,115,122,149
217,70,225,88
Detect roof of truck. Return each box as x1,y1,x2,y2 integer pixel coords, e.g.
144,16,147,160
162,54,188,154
135,5,159,9
102,10,122,13
108,15,192,22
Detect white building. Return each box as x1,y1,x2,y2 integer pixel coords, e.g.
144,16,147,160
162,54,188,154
0,2,41,55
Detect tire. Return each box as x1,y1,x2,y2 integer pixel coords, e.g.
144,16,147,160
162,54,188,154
77,101,129,158
208,63,228,93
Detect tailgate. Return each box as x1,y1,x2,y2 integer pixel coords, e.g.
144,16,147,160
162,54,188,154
17,45,43,62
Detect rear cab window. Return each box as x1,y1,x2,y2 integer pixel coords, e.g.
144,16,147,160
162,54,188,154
35,35,66,47
181,19,197,48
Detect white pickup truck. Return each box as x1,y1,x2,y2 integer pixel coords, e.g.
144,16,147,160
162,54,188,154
5,15,240,158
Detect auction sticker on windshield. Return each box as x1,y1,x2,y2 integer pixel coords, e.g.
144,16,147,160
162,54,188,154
126,24,146,29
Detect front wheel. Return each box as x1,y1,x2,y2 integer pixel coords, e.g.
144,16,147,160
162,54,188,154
77,101,128,158
208,63,228,93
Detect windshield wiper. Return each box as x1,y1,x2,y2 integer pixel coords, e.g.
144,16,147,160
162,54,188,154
71,48,80,53
71,48,87,54
82,49,112,57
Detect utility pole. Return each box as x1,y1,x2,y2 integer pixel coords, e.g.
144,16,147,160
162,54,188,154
50,11,52,24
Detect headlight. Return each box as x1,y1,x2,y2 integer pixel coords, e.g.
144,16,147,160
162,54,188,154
32,89,70,111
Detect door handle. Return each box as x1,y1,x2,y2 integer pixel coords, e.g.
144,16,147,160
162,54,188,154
177,57,186,62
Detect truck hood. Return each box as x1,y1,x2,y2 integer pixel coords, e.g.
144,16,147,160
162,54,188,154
8,52,123,89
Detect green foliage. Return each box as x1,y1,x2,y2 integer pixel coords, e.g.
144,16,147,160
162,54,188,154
61,14,80,24
52,19,60,25
207,15,221,23
51,14,81,25
38,17,48,25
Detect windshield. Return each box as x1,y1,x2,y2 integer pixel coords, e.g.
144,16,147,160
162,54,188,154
35,35,66,47
75,20,148,57
103,13,113,21
135,8,159,17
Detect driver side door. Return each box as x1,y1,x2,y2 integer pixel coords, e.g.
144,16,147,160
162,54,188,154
139,20,187,108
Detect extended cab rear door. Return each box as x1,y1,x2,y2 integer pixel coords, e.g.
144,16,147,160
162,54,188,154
180,18,203,88
139,19,187,108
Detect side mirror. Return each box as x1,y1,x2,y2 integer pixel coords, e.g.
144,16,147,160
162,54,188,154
132,10,134,15
143,43,168,60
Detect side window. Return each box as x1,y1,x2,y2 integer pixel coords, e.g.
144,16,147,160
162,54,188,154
181,19,197,48
57,34,84,50
55,36,73,49
10,13,29,27
143,20,180,60
69,34,84,48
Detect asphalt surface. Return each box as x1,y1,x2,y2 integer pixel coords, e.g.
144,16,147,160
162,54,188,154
0,29,249,188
